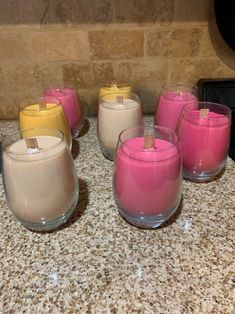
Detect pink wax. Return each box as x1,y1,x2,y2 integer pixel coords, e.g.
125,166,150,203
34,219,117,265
155,91,198,130
114,137,182,216
177,111,230,172
43,88,83,135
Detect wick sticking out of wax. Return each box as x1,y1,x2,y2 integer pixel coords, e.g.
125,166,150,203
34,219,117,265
200,108,209,118
144,134,155,150
111,79,118,89
39,101,47,110
25,137,40,154
116,95,124,104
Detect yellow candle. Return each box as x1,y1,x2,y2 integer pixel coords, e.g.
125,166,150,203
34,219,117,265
99,82,131,99
19,102,72,149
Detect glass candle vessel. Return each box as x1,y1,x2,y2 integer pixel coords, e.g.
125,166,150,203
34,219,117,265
19,99,72,149
43,88,84,138
176,102,231,182
2,128,79,231
113,125,182,228
155,83,198,130
98,92,143,161
99,80,131,99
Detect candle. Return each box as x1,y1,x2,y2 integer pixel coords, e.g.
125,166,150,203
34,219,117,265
43,88,84,138
155,83,198,130
99,81,131,99
113,125,182,228
98,93,143,160
177,102,231,181
19,101,72,149
2,129,78,231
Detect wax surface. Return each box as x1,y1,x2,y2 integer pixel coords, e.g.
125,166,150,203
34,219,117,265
114,137,182,215
99,85,131,99
156,91,198,130
19,103,72,148
44,88,83,134
177,111,230,172
98,99,142,151
3,136,77,222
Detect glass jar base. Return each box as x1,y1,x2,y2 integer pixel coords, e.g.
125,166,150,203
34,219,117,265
100,145,116,161
183,163,225,182
15,190,79,232
71,119,85,139
117,198,181,229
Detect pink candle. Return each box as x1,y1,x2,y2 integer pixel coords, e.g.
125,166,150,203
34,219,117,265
155,83,198,131
43,88,84,137
177,105,231,181
113,128,182,228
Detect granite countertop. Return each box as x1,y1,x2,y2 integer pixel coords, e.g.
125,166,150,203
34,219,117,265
1,117,235,314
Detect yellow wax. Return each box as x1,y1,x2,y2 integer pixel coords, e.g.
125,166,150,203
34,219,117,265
99,85,131,99
19,103,72,149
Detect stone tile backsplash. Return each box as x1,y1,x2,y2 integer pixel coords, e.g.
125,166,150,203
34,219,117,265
0,0,234,118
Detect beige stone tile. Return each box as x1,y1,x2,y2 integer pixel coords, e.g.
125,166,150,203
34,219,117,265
3,62,63,103
116,60,168,113
89,30,144,59
42,0,113,24
0,31,31,59
0,0,20,25
30,31,89,61
62,62,114,88
174,0,210,22
169,58,228,84
147,28,203,57
114,0,174,24
200,28,218,58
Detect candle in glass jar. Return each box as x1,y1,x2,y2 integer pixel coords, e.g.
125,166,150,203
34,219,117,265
99,83,131,99
19,102,72,149
177,110,230,173
98,94,143,160
114,137,182,216
3,135,78,224
155,83,198,131
43,88,84,137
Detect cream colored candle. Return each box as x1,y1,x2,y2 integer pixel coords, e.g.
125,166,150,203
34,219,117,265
98,93,143,160
2,132,78,230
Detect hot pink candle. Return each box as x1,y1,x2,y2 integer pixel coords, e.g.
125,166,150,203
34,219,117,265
155,83,198,131
156,92,198,130
114,135,182,227
43,88,84,137
177,104,231,181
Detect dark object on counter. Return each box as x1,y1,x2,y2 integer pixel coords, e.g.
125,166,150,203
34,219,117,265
214,1,235,51
197,78,235,161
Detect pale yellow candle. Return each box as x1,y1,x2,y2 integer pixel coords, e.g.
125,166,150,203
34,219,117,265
19,102,72,149
99,81,131,99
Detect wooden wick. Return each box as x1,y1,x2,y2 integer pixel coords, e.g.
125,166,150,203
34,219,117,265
111,79,118,88
39,101,47,110
200,108,209,118
116,95,124,104
25,138,39,153
144,134,155,149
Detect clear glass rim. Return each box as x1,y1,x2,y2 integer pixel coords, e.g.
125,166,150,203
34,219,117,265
119,124,180,153
162,82,198,91
44,87,77,97
3,127,64,156
20,99,62,112
101,82,130,89
183,101,232,118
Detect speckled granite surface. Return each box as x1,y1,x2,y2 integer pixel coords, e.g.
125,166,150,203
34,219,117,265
0,117,235,314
